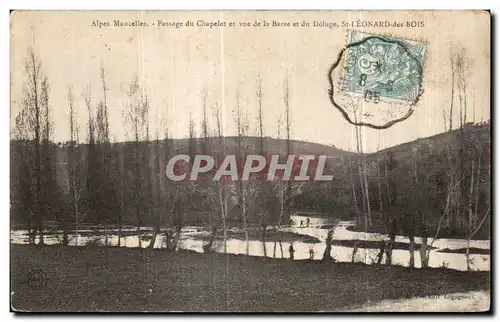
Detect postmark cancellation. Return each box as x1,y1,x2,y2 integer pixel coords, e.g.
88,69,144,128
341,30,426,105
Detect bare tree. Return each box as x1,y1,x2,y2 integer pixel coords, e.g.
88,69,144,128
448,50,457,131
271,80,304,259
39,75,62,245
13,95,36,244
82,84,102,246
449,48,490,270
123,75,149,248
200,91,220,254
255,73,269,257
20,48,45,245
66,85,87,246
352,109,372,231
256,74,264,156
148,104,170,249
283,76,293,223
233,89,252,254
464,129,490,270
115,139,125,247
13,52,58,246
348,153,361,227
272,115,285,258
211,102,230,255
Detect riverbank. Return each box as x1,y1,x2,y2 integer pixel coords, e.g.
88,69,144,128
346,222,490,241
191,228,321,244
11,244,490,312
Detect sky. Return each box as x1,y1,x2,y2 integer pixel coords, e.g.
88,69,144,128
10,11,490,152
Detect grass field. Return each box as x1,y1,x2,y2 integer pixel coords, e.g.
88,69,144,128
10,244,490,312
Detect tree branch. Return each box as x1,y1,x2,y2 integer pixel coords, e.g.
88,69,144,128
470,205,490,238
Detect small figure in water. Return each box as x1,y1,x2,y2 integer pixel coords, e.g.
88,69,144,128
289,243,295,260
309,246,314,260
376,240,385,264
299,220,304,228
306,218,310,228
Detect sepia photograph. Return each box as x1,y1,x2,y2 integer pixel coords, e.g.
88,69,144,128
9,10,491,312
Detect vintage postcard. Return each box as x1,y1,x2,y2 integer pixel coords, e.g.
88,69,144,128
10,10,491,312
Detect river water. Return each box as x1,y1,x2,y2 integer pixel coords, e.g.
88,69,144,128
10,214,489,271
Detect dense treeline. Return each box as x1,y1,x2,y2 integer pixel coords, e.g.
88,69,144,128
10,47,491,270
293,122,491,242
10,49,301,253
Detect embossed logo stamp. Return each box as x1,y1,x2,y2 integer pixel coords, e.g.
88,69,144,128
27,269,48,290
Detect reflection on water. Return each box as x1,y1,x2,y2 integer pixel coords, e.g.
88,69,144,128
10,214,490,271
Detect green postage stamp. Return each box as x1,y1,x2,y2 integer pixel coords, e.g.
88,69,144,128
342,30,426,105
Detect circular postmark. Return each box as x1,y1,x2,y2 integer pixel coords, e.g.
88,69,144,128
328,30,426,129
27,269,48,290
